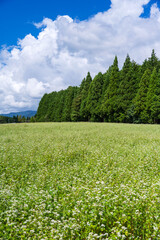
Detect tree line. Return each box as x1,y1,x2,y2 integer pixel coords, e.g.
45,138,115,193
36,50,160,124
0,115,36,124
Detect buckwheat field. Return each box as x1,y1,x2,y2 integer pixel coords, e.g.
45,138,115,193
0,123,159,239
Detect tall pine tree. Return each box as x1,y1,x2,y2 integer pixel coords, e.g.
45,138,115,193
134,69,151,123
62,86,78,121
146,68,160,123
118,55,140,122
102,56,120,122
80,72,92,121
86,72,104,121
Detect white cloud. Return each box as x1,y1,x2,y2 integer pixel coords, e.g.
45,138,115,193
151,3,160,21
0,0,160,113
26,78,48,98
3,95,30,109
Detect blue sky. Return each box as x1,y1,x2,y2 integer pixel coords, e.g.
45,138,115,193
0,0,159,47
0,0,111,47
141,0,160,17
0,0,160,113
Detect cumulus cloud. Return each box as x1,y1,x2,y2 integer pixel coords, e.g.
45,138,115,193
26,78,49,98
0,0,160,113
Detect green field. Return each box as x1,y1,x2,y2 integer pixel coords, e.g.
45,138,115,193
0,123,159,239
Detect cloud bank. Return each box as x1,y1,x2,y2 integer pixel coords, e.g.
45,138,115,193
0,0,160,113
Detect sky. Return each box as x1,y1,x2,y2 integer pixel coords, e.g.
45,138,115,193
0,0,160,114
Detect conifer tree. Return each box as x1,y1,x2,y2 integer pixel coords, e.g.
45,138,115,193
47,92,58,121
70,78,85,122
102,67,112,94
36,93,51,121
134,69,151,123
146,68,160,123
80,72,92,120
36,51,160,124
102,56,120,122
62,86,78,121
86,72,104,121
141,50,159,73
148,49,159,71
71,95,81,121
50,90,66,122
118,55,140,122
71,72,92,121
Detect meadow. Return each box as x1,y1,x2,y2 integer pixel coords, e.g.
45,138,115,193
0,122,159,239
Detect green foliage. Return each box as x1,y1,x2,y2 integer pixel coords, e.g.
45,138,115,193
102,56,120,122
0,123,159,239
36,93,51,121
118,56,140,122
148,49,159,71
71,95,81,121
80,72,92,121
86,72,104,121
36,87,78,122
62,86,79,121
0,115,15,124
30,116,36,122
134,69,151,123
146,68,160,123
36,50,160,124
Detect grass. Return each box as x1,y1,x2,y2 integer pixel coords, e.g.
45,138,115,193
0,122,159,239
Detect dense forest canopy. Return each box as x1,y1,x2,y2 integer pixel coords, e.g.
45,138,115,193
36,50,160,124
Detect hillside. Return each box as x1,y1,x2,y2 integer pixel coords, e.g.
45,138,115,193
1,110,37,118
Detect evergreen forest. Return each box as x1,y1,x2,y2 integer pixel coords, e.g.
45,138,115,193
36,50,160,124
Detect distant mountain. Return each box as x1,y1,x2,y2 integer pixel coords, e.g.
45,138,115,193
1,110,37,118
